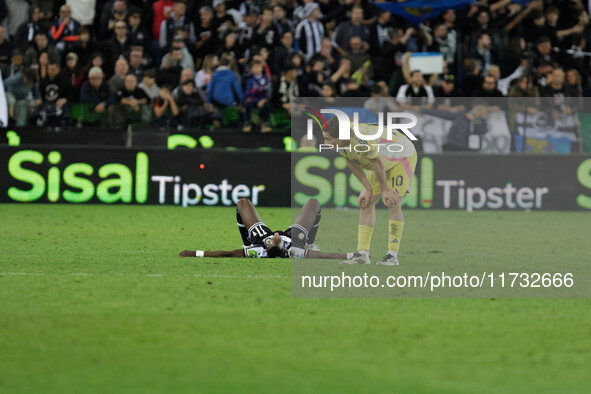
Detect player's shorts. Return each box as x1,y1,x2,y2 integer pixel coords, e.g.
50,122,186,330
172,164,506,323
367,151,418,197
247,222,290,245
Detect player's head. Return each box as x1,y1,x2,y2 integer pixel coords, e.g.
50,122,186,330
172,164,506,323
265,233,285,258
322,115,346,149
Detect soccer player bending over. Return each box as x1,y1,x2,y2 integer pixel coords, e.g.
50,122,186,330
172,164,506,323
322,116,417,265
179,198,348,259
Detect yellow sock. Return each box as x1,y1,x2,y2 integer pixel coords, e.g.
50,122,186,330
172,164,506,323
388,220,404,253
357,225,374,252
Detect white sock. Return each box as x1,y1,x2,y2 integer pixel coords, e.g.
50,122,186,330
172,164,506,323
358,250,370,257
387,251,398,258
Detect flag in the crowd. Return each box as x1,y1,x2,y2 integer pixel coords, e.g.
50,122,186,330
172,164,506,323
0,70,7,127
375,0,475,25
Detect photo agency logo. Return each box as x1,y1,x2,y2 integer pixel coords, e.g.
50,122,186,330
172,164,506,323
303,107,419,153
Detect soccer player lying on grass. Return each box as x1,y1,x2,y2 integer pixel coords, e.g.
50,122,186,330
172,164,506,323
179,198,348,259
322,115,418,266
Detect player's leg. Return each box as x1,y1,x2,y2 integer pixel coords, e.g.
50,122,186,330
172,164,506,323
377,152,418,266
340,177,380,264
236,198,270,245
290,198,321,248
358,170,382,255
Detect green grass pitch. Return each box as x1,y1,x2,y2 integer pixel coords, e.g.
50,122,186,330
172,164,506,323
1,204,590,393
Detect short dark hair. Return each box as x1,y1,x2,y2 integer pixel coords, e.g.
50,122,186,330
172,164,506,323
267,246,283,258
537,36,551,45
23,68,37,82
220,52,233,66
326,116,340,138
410,69,421,77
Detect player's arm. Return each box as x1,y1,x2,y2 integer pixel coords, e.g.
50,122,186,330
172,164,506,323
369,157,398,207
369,157,388,193
179,249,245,258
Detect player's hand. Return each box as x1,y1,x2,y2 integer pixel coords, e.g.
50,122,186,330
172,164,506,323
358,189,372,208
381,190,399,208
179,250,194,257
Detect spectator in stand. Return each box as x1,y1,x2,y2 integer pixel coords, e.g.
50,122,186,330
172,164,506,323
109,21,131,67
85,52,107,80
243,60,272,133
206,52,243,111
463,58,482,98
434,74,459,99
565,69,582,98
213,0,237,39
160,35,194,74
0,26,13,75
345,36,372,83
396,52,434,110
364,83,397,117
425,23,456,70
139,69,160,103
50,5,81,54
476,75,504,97
273,62,299,114
172,79,212,128
272,31,296,74
251,6,278,51
332,5,369,57
113,73,149,127
368,11,391,74
273,4,294,37
321,81,337,99
6,49,25,78
194,6,219,64
540,67,566,98
195,54,218,100
218,31,238,57
38,60,72,125
4,68,41,126
61,52,84,93
159,0,195,51
128,50,146,82
108,58,129,94
487,61,526,97
24,33,59,68
152,84,179,127
127,9,149,49
530,36,557,84
73,28,98,68
330,57,353,96
100,0,127,41
470,33,498,76
508,75,540,98
152,0,175,42
295,2,324,62
375,27,413,84
15,5,42,50
236,4,258,61
80,67,115,118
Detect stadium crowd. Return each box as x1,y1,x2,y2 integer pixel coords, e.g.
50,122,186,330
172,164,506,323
0,0,589,131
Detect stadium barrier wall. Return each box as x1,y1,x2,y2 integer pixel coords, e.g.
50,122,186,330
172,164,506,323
1,146,590,210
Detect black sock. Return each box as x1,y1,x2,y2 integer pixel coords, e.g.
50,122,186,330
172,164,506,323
307,212,321,244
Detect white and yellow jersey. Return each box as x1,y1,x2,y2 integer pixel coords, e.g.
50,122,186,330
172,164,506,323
339,123,416,172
